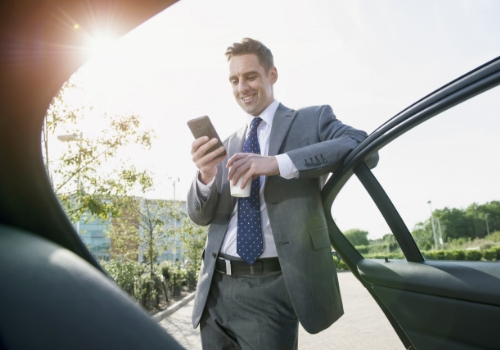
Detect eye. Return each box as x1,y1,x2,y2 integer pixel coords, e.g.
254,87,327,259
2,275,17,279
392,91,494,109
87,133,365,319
230,79,238,85
247,75,256,81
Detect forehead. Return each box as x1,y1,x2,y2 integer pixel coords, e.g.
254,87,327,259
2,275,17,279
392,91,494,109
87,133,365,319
229,54,266,76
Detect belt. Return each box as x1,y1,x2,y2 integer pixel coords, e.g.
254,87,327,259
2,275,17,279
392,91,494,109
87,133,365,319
215,256,281,276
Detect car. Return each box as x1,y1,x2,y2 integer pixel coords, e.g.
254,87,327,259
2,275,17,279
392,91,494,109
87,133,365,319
1,1,499,349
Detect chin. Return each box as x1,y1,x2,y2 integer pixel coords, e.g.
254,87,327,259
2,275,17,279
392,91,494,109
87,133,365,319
240,105,256,115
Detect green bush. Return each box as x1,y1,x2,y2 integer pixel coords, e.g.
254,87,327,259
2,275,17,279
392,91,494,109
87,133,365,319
483,249,496,261
101,260,146,298
102,259,199,312
485,231,500,242
424,250,460,260
453,250,466,260
334,258,349,271
465,250,482,261
491,246,500,260
443,250,455,260
422,251,436,260
159,261,189,298
355,245,369,254
442,250,466,260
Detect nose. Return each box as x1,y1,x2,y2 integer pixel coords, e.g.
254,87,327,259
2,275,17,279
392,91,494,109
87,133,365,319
238,79,250,94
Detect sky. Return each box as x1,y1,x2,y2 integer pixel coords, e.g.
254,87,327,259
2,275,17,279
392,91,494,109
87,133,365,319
56,0,500,239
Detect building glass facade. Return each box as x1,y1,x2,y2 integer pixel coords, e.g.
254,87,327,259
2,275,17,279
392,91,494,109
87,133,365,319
77,199,186,262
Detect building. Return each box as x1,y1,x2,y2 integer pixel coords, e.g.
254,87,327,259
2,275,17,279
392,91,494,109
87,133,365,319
77,198,187,262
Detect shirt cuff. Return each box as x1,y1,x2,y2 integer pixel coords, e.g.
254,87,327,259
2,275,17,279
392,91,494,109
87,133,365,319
275,154,299,179
196,172,215,200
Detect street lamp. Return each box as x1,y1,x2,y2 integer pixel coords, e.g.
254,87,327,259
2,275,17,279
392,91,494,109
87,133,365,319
168,176,180,261
436,217,444,249
485,213,490,236
58,132,83,234
427,200,438,250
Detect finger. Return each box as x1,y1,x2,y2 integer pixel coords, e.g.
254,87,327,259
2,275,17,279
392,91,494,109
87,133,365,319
232,160,253,186
191,136,210,155
226,152,247,168
227,153,245,180
198,145,226,167
193,138,220,161
193,147,225,175
239,167,255,189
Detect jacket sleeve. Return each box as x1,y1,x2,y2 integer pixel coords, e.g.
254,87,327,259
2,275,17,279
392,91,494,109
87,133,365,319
186,171,220,226
286,105,373,178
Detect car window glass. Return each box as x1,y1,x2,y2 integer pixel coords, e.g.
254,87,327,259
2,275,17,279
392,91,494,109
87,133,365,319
332,176,403,258
370,85,500,261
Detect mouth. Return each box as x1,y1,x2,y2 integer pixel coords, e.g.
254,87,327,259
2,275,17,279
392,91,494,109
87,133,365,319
240,93,256,103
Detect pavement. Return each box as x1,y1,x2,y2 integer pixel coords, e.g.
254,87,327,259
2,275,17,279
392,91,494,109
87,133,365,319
159,272,405,349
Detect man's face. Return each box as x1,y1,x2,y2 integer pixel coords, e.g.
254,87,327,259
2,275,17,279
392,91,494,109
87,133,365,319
229,54,277,116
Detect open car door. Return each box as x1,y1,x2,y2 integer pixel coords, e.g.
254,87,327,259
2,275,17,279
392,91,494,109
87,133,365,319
324,57,500,350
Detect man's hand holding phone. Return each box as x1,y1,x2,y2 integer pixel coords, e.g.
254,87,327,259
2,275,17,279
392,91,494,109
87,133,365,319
188,116,227,185
191,136,227,185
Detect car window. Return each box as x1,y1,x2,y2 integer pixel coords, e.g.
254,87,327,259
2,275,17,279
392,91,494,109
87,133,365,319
335,85,500,261
332,176,403,258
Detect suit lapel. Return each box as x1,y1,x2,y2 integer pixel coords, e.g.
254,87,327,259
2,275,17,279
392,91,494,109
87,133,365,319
268,104,296,156
228,126,246,158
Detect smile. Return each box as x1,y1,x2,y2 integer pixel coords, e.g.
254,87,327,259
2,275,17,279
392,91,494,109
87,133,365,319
241,93,256,102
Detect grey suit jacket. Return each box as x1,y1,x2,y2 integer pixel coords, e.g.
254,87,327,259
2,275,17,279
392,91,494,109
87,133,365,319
187,103,369,334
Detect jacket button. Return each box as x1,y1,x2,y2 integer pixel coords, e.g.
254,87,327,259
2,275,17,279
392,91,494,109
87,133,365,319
212,252,217,258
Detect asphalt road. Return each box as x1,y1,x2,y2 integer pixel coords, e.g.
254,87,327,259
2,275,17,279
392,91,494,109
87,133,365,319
159,272,405,350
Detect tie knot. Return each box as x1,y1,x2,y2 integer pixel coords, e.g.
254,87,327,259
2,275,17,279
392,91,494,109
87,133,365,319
250,117,263,131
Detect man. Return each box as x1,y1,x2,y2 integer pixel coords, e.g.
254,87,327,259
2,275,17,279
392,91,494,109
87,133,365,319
188,38,376,349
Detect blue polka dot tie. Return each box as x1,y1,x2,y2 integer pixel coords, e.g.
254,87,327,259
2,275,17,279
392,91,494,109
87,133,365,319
237,117,263,266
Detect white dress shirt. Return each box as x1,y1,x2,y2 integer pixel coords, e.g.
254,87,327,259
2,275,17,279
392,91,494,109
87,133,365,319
197,100,298,258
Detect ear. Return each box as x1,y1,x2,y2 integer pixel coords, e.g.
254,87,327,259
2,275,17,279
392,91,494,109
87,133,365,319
269,67,278,84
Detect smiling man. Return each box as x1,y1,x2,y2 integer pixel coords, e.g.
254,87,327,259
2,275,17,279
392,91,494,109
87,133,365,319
187,38,376,350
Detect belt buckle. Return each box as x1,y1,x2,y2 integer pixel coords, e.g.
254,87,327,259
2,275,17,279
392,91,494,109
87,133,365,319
218,257,232,276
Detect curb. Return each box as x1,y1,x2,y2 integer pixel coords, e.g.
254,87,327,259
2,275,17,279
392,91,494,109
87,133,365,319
153,292,196,322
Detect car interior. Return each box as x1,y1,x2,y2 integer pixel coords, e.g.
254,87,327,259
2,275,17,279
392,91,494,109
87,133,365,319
0,1,184,349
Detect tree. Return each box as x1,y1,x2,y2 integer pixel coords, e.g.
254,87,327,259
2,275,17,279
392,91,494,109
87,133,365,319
344,229,369,247
433,207,470,241
480,201,500,234
42,76,154,224
411,222,434,251
180,218,208,269
179,217,208,291
106,196,182,276
138,198,181,277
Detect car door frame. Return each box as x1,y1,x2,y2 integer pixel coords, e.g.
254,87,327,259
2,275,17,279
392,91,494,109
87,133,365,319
323,56,500,350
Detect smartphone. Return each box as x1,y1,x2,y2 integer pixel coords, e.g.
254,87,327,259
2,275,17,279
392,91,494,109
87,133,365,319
187,116,227,157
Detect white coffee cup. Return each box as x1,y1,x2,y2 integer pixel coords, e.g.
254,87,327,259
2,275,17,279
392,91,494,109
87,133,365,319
230,176,252,197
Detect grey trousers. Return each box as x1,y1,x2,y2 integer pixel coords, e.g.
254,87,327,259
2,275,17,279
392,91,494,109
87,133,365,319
200,266,298,350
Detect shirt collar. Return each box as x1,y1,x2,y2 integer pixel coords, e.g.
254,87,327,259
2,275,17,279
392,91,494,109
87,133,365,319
245,99,280,129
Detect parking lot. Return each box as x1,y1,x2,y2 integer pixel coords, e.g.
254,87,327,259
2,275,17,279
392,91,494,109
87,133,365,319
160,272,404,349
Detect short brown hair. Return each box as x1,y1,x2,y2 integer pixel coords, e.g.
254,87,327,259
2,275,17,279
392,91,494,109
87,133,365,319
225,38,274,73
